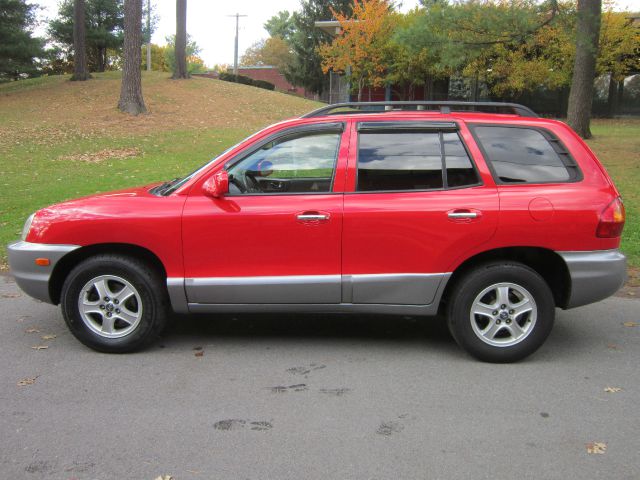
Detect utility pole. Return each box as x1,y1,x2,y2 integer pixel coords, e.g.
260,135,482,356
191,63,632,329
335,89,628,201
146,0,151,71
227,13,247,78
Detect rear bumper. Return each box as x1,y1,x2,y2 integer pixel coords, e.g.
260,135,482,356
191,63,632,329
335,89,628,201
7,241,80,304
559,249,627,309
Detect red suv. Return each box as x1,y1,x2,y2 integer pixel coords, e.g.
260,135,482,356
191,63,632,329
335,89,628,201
7,102,626,362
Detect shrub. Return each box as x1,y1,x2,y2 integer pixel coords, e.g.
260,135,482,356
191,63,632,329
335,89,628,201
218,72,275,91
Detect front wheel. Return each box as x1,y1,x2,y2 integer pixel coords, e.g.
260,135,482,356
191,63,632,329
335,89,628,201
61,255,168,353
447,262,555,363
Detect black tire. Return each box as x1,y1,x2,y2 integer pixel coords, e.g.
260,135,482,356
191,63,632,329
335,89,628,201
61,254,169,353
447,262,555,363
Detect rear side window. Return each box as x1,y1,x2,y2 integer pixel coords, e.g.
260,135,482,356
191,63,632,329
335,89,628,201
472,126,579,184
357,130,479,191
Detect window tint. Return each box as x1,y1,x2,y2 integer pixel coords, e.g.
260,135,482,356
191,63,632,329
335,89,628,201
443,132,479,187
358,132,443,191
473,126,572,183
227,132,340,194
357,131,478,191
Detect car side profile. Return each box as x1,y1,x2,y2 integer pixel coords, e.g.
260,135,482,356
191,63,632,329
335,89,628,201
7,101,627,362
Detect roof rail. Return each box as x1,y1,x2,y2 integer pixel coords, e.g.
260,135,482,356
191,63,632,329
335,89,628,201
301,101,538,118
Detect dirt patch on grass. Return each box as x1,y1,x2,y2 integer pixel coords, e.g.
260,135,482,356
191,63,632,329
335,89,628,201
59,147,142,163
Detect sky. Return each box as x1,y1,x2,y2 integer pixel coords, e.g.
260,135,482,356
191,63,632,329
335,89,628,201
33,0,638,68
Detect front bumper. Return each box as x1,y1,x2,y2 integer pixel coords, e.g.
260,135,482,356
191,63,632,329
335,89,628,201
7,241,80,304
559,249,627,309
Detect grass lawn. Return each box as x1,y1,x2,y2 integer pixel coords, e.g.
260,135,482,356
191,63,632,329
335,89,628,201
1,73,638,282
586,119,640,283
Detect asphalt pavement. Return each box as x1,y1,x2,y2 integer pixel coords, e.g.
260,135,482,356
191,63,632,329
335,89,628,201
1,273,638,480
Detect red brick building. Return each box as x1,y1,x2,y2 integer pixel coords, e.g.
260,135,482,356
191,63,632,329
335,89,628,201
238,66,313,99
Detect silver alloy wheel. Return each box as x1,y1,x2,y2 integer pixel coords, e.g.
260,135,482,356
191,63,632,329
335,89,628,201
77,275,143,339
469,282,537,347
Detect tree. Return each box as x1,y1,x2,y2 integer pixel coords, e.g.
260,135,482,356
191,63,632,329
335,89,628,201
141,43,168,71
597,8,640,116
319,0,396,101
241,37,294,70
567,0,601,138
394,0,565,100
173,0,188,79
71,0,90,80
284,0,353,94
118,0,146,115
49,0,124,72
0,0,44,81
164,35,205,74
264,10,295,41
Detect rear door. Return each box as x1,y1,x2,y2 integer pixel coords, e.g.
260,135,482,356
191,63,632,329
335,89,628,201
341,120,499,305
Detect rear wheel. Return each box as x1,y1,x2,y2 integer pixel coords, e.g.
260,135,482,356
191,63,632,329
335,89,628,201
447,262,555,363
61,255,168,353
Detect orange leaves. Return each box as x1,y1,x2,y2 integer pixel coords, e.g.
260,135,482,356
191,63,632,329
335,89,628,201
319,0,396,92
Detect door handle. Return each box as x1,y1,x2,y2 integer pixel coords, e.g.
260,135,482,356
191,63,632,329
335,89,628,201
296,213,329,222
447,209,481,221
448,212,478,219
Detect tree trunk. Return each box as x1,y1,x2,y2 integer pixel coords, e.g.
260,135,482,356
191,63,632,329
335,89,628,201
118,0,147,115
97,47,106,72
617,79,624,112
606,73,618,118
71,0,90,81
173,0,188,79
567,0,601,139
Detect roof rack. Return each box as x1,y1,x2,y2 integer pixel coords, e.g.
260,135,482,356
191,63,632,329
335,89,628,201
301,101,538,118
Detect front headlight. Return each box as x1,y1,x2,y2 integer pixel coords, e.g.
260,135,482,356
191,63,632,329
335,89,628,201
21,213,35,241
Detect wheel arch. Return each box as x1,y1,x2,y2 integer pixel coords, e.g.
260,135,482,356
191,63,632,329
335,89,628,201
440,247,571,313
49,243,168,305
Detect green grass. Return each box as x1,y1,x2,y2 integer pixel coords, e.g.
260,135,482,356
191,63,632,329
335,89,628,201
587,119,640,276
1,74,638,278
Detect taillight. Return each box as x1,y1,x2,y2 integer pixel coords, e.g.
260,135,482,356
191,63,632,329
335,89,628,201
596,197,625,238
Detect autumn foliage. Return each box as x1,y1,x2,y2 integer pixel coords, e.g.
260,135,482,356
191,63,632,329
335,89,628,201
319,0,396,101
316,0,639,101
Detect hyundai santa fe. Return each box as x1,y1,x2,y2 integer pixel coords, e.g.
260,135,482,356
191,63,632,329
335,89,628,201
7,101,627,362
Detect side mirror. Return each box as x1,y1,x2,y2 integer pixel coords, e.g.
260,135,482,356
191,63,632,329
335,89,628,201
202,170,229,198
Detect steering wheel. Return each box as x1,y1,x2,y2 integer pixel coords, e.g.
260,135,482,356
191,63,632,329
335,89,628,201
228,174,246,193
244,172,262,193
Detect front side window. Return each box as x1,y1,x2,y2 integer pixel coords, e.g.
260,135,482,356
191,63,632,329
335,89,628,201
227,131,341,194
357,130,479,191
472,126,578,184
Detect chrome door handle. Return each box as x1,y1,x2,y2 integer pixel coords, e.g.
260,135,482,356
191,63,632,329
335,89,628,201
297,214,329,221
448,212,478,219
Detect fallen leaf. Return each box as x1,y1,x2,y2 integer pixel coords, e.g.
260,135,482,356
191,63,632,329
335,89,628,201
194,351,204,357
604,387,622,393
623,321,639,327
25,328,40,333
154,476,173,480
193,346,203,351
1,293,21,298
31,345,48,350
606,344,621,350
17,376,38,386
586,442,607,454
41,334,57,340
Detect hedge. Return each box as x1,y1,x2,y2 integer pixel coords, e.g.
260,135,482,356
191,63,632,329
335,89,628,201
218,72,275,91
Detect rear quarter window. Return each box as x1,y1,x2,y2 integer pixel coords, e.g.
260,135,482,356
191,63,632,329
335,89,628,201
471,125,580,184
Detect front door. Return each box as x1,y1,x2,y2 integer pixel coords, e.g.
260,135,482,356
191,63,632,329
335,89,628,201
182,124,348,304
